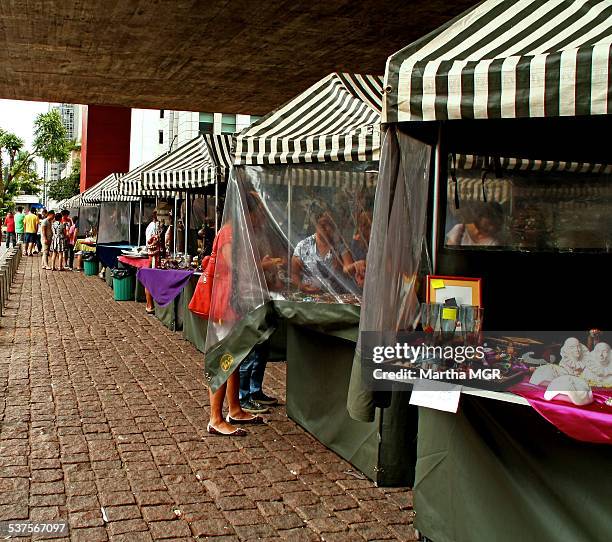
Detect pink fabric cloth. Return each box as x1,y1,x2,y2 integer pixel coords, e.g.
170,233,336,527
118,255,151,269
511,381,612,445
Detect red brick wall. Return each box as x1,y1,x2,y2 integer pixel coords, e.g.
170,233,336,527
80,105,131,192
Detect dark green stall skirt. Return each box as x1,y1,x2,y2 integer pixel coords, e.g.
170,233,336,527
182,275,207,352
154,291,184,332
286,323,417,487
415,396,612,542
104,267,113,287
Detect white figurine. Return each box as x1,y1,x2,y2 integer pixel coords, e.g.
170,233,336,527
530,363,567,386
558,337,589,376
581,342,612,388
544,375,594,406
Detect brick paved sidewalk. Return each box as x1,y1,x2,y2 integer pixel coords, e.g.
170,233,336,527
0,257,416,541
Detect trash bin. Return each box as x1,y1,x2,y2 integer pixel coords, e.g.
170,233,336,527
111,268,135,301
83,258,99,276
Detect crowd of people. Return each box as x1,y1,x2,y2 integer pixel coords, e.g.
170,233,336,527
2,207,78,270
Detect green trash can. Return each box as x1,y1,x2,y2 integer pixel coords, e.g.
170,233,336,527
83,260,99,276
113,272,135,301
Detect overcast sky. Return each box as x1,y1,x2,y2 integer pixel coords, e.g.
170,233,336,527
0,99,50,174
0,99,49,150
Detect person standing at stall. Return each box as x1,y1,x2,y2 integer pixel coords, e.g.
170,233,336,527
14,207,25,247
67,216,79,270
40,211,55,270
4,211,16,248
23,207,40,257
144,211,160,314
205,191,281,434
50,212,67,271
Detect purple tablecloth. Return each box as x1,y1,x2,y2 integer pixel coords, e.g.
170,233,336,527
136,268,194,307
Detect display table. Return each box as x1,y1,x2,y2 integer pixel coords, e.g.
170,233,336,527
74,239,96,252
279,302,418,486
96,244,134,269
135,268,194,332
414,395,611,542
117,255,150,268
154,292,184,331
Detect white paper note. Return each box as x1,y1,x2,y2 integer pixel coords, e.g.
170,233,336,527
409,379,462,413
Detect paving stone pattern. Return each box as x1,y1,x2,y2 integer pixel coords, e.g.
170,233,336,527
0,257,416,541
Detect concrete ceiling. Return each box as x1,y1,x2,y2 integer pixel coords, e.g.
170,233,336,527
0,0,475,115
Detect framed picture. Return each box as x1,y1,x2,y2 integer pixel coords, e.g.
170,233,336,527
426,275,482,307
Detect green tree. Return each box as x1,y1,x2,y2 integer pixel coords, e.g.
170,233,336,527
48,157,80,202
0,109,70,207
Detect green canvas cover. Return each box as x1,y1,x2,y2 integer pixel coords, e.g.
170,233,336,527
154,291,184,332
415,396,612,542
182,275,208,353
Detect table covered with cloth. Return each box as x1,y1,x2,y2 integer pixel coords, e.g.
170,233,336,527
74,239,96,252
96,244,134,269
511,381,612,445
117,255,151,269
136,268,194,307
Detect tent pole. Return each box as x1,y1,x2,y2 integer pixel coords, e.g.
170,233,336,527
137,198,143,246
431,123,443,274
184,192,190,256
173,196,178,257
214,181,219,233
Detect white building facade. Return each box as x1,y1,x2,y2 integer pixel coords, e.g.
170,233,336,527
130,109,259,169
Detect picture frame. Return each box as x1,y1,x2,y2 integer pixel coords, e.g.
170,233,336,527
426,275,482,307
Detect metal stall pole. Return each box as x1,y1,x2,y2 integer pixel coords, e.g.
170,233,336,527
287,171,292,289
214,180,219,233
431,124,443,274
184,192,190,256
173,195,179,257
137,198,143,246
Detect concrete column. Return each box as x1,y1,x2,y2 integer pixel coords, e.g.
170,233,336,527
80,105,131,191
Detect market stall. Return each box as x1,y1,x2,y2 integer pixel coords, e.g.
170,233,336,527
81,173,140,283
200,73,417,485
135,134,232,338
353,0,612,539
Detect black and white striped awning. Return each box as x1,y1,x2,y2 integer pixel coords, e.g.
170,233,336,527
454,154,612,174
81,174,139,204
384,0,612,122
259,167,378,189
235,73,383,165
141,135,233,191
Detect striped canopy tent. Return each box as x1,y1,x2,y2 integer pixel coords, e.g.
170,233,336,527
258,166,379,190
141,134,233,191
235,72,383,166
383,0,612,123
59,193,93,209
81,173,139,204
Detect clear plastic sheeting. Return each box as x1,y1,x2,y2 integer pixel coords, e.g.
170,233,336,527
446,163,612,252
348,127,431,422
78,206,99,237
202,162,378,386
357,127,431,339
239,162,378,304
97,202,131,244
204,172,271,355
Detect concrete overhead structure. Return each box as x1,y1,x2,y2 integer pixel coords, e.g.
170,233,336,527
0,0,475,115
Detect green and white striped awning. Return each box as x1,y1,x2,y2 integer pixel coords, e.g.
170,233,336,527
141,134,233,191
81,173,139,204
384,0,612,122
235,73,383,165
454,154,612,174
259,167,378,189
